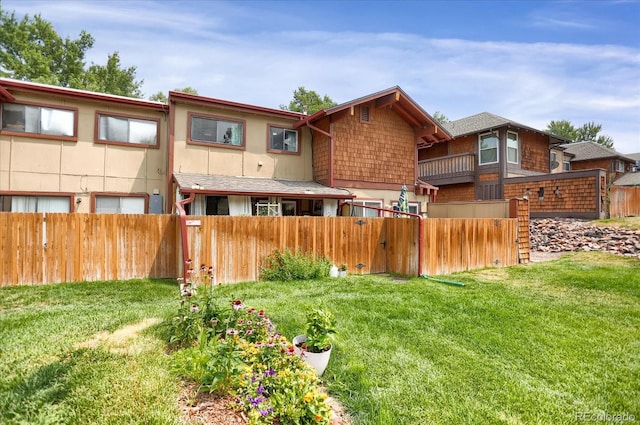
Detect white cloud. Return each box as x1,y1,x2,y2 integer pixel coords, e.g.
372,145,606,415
5,0,640,153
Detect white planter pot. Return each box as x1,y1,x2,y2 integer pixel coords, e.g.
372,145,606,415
292,335,332,376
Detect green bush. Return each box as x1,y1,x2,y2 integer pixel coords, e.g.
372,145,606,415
260,249,331,281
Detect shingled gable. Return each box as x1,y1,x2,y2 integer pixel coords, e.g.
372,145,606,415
444,112,570,144
293,86,452,146
560,141,636,163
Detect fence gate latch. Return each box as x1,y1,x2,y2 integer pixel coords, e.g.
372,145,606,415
355,263,366,269
355,219,366,226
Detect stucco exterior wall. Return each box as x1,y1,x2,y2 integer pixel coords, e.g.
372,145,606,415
0,90,167,212
171,102,313,181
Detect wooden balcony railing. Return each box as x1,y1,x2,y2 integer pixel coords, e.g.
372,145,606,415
418,153,476,184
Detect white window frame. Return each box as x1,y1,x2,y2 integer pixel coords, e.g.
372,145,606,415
391,201,420,215
255,202,280,216
97,113,158,146
479,132,499,165
269,126,299,153
507,131,519,164
350,200,382,217
189,114,244,146
615,160,625,173
1,102,75,138
95,195,146,214
563,161,571,171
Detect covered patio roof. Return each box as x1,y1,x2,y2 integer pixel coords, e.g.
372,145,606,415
174,173,354,199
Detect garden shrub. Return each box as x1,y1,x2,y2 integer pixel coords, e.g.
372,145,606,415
260,249,331,281
165,270,334,425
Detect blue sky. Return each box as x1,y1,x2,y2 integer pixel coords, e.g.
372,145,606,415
5,0,640,153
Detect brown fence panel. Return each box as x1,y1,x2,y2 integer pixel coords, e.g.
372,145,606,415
184,216,387,283
420,218,518,276
0,213,177,286
2,213,520,286
610,186,640,218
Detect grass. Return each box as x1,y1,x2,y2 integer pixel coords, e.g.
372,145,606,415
1,252,639,424
592,216,640,230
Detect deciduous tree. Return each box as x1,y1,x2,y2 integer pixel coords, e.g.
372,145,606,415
280,87,337,114
0,5,143,98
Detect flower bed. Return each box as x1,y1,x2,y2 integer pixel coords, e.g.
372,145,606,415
166,265,333,425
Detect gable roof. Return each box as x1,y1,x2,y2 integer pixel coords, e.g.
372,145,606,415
443,112,570,143
612,172,640,186
294,86,451,146
560,141,636,162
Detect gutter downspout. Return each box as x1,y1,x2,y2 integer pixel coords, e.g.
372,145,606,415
176,191,195,282
305,122,334,187
344,203,424,277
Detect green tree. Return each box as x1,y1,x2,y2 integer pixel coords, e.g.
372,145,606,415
546,120,578,141
149,86,199,103
0,7,93,86
432,111,449,125
280,87,337,114
575,122,614,149
0,5,142,98
80,52,142,98
546,119,614,149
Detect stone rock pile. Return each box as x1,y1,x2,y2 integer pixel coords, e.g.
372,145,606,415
530,218,640,259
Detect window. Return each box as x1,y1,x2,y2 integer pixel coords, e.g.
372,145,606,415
281,200,297,216
97,113,158,146
360,106,370,123
350,200,382,217
255,202,280,216
391,202,420,215
206,196,229,215
1,102,75,138
95,195,146,214
269,126,298,153
479,132,498,165
507,132,518,164
615,160,625,173
563,161,571,171
189,114,243,146
0,194,71,212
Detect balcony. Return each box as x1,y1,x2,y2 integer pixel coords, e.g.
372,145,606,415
418,153,476,185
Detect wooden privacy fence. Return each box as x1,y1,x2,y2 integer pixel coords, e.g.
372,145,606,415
0,213,177,286
1,213,521,286
609,186,640,218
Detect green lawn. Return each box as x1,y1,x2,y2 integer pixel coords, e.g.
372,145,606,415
1,252,638,425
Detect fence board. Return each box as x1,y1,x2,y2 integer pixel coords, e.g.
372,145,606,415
610,186,640,218
1,213,522,286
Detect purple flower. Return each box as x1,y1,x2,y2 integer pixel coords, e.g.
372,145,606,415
264,368,276,376
257,385,266,395
259,408,273,416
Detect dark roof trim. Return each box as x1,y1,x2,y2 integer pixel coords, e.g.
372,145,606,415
0,78,167,111
293,86,452,141
169,91,305,120
0,85,15,101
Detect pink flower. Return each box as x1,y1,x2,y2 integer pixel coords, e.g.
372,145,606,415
190,304,198,312
226,328,238,335
232,300,244,311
